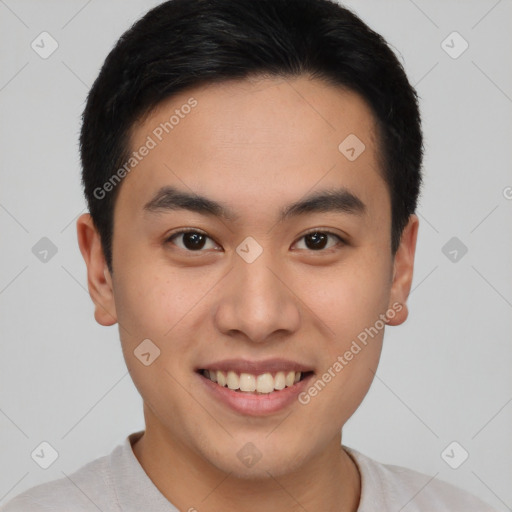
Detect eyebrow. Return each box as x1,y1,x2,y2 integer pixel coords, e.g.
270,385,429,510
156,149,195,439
143,185,366,222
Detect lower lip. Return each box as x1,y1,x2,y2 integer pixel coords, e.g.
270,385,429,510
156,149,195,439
198,372,314,416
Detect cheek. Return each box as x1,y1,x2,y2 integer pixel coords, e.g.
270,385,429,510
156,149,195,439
301,344,381,431
299,253,393,339
113,267,203,337
111,269,204,417
293,255,391,420
111,266,225,391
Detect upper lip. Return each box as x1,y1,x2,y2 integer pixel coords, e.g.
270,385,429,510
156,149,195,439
197,358,314,375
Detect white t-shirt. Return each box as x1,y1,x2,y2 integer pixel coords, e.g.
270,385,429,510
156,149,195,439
0,431,497,511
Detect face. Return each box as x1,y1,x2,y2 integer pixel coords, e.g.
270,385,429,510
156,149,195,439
78,75,417,479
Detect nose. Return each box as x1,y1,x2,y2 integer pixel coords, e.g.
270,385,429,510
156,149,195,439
213,249,301,344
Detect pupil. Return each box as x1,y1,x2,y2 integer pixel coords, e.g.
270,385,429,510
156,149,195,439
306,232,327,250
184,232,205,250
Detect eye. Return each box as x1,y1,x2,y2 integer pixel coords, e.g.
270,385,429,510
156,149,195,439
165,228,345,253
165,229,219,252
293,230,345,251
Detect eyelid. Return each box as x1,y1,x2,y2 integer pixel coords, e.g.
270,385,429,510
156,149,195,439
165,228,221,249
299,227,346,241
293,228,346,250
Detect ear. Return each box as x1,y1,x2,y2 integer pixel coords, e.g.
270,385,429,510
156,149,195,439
76,213,118,326
387,214,419,326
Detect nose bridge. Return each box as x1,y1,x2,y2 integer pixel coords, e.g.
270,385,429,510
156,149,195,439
214,243,301,342
237,249,280,306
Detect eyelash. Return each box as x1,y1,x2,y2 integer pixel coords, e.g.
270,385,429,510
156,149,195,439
164,228,345,253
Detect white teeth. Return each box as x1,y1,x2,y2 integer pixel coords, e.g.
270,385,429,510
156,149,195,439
226,371,239,390
205,370,303,393
239,373,256,392
274,371,286,390
256,373,274,394
217,370,226,387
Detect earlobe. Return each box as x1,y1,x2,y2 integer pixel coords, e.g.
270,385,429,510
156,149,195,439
387,214,419,326
76,213,118,326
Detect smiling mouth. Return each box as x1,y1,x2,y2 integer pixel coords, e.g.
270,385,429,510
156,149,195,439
199,369,314,394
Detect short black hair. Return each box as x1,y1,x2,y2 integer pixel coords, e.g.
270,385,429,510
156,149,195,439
80,0,423,273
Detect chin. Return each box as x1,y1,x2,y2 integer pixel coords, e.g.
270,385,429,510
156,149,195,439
199,435,311,480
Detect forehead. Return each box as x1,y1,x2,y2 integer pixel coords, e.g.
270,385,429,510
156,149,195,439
117,75,388,224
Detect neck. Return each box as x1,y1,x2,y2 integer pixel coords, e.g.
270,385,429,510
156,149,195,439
132,422,360,512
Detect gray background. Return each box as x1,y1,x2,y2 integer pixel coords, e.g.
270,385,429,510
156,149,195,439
0,0,511,509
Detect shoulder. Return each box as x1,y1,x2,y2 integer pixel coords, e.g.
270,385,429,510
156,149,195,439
345,447,498,512
0,448,118,512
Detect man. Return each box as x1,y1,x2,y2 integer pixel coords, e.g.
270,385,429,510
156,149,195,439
1,0,498,510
